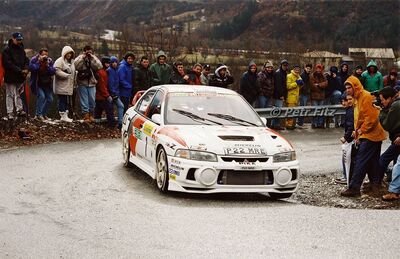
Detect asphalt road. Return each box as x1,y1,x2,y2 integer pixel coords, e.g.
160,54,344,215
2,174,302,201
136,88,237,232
0,128,397,258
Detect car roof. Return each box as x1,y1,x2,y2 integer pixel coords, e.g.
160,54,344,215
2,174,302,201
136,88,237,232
149,84,238,95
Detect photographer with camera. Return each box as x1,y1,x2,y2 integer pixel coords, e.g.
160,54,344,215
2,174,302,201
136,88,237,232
374,87,400,201
29,48,55,121
340,76,386,197
74,45,102,123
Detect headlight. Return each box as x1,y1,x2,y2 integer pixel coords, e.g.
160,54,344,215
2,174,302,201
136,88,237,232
273,151,296,163
175,149,218,162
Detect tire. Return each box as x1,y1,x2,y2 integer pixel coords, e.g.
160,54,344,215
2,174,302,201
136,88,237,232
122,129,133,167
155,147,169,192
268,192,292,200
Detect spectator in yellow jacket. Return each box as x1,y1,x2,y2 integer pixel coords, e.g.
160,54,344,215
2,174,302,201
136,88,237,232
286,64,303,129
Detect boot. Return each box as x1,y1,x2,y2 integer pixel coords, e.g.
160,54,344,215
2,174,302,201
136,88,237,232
89,113,95,123
60,111,73,123
83,113,91,123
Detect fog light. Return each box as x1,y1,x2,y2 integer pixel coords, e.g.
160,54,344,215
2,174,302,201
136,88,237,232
195,168,218,186
275,168,292,185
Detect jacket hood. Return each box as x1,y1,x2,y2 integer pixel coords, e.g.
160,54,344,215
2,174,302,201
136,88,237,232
156,50,167,60
215,64,228,77
345,75,364,98
367,60,378,69
61,46,75,59
248,60,256,69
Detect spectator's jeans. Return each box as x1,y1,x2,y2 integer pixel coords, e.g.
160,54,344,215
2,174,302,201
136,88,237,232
58,95,68,112
349,139,382,190
389,156,400,193
297,94,308,126
311,100,324,127
285,102,297,128
5,83,24,115
36,87,53,117
326,90,342,126
378,143,400,182
258,96,272,108
113,97,125,126
95,100,115,126
120,96,130,114
78,85,96,114
271,98,284,128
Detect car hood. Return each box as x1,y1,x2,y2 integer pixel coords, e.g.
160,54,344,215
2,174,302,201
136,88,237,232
161,125,293,156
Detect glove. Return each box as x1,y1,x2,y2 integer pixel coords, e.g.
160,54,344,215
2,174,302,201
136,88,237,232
296,79,304,86
107,96,113,103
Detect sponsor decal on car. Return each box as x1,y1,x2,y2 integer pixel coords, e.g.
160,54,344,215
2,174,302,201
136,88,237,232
143,121,155,137
170,164,184,171
169,173,177,180
134,128,142,140
169,168,181,176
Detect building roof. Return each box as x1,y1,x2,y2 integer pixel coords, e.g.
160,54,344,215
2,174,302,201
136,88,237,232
348,48,395,59
301,51,343,58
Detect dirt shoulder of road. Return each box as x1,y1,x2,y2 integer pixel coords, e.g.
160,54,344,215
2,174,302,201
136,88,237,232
0,117,120,150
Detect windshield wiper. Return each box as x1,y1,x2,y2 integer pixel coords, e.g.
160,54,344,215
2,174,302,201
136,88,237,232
207,113,258,126
172,109,222,125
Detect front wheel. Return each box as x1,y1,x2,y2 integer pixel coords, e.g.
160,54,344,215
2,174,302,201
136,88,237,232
268,192,292,200
156,147,169,192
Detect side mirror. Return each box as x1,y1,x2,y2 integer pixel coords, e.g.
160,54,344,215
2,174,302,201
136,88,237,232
151,114,162,124
260,117,267,125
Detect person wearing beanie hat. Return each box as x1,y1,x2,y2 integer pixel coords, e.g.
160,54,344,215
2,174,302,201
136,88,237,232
150,50,172,85
361,59,383,92
325,65,343,128
239,60,258,106
209,63,234,88
383,68,398,87
200,64,211,85
297,63,313,128
74,45,102,122
270,59,290,130
95,56,115,127
310,63,328,128
107,56,124,129
117,51,135,113
2,31,29,119
257,61,275,111
285,64,303,129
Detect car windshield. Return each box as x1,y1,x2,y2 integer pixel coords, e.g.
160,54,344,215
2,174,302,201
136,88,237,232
164,92,263,126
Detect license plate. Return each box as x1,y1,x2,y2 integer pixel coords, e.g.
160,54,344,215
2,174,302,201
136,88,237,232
224,147,266,155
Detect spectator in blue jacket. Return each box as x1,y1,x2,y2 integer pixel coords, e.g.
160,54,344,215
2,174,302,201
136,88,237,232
107,56,124,129
118,52,135,113
29,48,56,120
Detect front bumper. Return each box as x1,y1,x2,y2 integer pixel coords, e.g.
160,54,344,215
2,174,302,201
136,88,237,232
167,155,299,194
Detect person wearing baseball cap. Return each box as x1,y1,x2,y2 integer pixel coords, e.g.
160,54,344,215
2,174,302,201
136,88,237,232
2,32,29,119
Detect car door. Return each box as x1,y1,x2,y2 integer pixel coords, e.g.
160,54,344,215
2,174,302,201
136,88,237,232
143,90,165,162
133,90,156,160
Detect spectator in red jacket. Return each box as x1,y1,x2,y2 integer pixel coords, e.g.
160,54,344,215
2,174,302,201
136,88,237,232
95,56,115,127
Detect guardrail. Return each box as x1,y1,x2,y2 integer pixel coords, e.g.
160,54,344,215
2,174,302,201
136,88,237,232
255,105,346,119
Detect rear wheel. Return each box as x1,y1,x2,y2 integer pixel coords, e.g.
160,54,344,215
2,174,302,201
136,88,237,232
268,193,292,200
156,147,169,192
122,130,133,167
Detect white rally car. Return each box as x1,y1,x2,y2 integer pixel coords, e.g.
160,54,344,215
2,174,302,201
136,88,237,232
122,85,299,199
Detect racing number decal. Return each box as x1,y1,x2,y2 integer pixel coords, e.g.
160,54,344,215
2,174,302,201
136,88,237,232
130,116,146,155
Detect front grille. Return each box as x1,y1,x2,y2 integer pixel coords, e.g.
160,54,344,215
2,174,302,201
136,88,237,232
218,170,274,185
220,157,269,163
218,135,254,141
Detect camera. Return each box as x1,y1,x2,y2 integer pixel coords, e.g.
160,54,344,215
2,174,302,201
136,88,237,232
42,56,48,62
370,90,382,107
